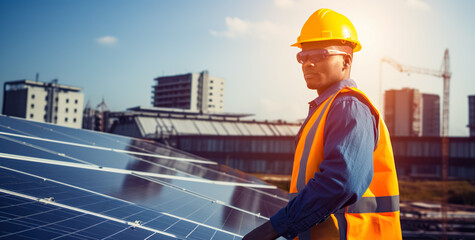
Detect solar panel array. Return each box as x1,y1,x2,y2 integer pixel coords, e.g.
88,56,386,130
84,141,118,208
0,115,289,239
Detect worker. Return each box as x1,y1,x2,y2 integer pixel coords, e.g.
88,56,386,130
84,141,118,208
243,8,401,240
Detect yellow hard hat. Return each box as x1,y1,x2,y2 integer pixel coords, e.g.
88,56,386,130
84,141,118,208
292,8,362,52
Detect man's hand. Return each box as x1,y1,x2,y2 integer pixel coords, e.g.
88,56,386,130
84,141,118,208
242,220,280,240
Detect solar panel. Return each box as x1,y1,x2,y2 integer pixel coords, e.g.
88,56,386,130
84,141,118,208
0,115,289,239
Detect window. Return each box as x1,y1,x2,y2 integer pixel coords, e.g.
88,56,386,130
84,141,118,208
450,142,470,158
210,86,213,90
55,97,58,102
54,116,57,121
209,99,213,102
66,98,69,103
55,107,58,112
44,115,47,120
30,114,34,118
73,118,77,123
65,117,68,122
66,108,69,113
74,108,77,113
31,104,34,109
45,96,48,100
75,99,78,104
209,93,213,96
44,106,48,111
408,141,422,157
31,94,35,99
210,80,214,84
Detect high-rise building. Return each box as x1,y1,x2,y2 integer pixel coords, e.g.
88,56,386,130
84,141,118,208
469,95,475,137
385,88,441,137
384,88,422,136
152,70,225,113
2,79,84,128
421,94,440,136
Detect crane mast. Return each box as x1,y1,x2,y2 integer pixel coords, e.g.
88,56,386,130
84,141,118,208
380,49,451,239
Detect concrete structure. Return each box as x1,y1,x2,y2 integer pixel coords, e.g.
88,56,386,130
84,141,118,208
469,95,475,137
108,107,298,174
392,136,475,180
385,88,422,136
152,70,225,113
82,98,111,132
421,94,440,137
2,79,84,128
82,101,95,130
384,88,441,137
108,107,475,179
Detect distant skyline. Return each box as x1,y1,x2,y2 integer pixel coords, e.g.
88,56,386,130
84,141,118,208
1,0,474,136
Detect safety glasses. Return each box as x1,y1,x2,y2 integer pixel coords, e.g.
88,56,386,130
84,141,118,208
296,49,348,64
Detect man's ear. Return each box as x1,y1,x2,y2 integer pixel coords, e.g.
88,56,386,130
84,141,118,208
343,54,353,70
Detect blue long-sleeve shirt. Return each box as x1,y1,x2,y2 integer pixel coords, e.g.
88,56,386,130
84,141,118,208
270,79,378,239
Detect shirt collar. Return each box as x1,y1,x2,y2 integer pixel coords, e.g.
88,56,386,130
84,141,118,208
309,79,357,108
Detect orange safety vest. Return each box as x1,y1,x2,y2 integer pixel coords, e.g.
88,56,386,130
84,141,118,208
289,87,402,240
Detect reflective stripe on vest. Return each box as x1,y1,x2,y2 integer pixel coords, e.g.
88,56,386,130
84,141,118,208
289,87,402,240
296,93,336,192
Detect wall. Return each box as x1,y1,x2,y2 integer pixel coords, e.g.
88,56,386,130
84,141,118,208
3,89,27,118
54,91,84,128
25,87,48,122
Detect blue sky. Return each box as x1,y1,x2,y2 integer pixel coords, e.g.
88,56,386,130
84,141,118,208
1,0,474,136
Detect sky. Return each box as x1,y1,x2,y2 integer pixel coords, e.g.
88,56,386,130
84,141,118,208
1,0,474,136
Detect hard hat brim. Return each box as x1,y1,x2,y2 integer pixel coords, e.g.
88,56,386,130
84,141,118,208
291,37,362,52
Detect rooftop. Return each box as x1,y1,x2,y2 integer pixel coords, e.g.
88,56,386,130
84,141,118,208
4,79,82,92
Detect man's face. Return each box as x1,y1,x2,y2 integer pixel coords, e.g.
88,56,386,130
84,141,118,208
300,42,350,94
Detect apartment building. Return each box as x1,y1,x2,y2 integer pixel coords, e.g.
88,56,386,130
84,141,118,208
152,70,225,113
2,79,84,128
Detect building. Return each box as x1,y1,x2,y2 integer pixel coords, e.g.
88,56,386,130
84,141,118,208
391,136,475,180
82,100,95,130
108,106,299,174
2,79,84,128
385,88,422,136
469,95,475,137
152,70,225,113
82,98,111,132
385,88,441,137
421,94,440,136
107,107,475,179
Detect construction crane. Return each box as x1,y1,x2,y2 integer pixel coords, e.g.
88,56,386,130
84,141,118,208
380,49,451,239
380,49,451,137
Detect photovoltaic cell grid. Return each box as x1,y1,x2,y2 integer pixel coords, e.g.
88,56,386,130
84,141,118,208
0,115,289,239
